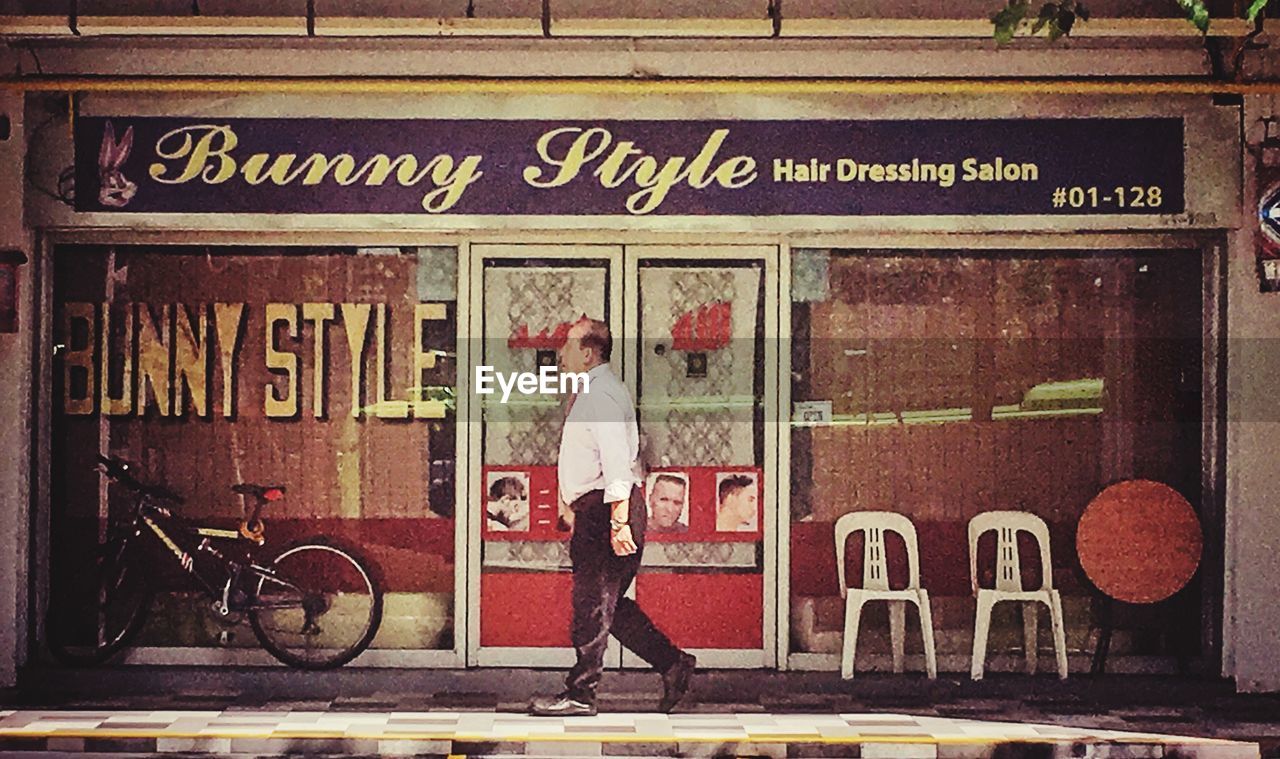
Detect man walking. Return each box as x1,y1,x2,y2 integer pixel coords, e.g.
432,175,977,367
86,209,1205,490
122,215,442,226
529,317,697,717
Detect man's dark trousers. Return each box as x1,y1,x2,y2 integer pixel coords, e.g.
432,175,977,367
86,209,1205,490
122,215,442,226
564,487,681,703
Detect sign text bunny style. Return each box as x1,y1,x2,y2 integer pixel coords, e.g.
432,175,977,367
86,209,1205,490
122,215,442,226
60,301,451,420
75,117,1185,216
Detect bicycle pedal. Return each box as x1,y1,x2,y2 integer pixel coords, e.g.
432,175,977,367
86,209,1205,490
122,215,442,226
218,630,234,646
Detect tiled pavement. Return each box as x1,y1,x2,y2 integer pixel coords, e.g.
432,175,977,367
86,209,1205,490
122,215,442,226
0,709,1261,758
3,669,1279,757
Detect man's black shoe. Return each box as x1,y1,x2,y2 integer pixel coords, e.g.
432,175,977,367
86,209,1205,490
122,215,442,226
529,693,597,717
658,652,697,713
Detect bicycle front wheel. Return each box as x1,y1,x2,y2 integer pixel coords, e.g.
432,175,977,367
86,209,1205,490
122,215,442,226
45,536,152,666
248,540,383,670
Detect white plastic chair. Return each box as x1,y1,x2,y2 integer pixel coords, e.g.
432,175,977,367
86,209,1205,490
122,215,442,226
967,511,1068,680
835,512,938,679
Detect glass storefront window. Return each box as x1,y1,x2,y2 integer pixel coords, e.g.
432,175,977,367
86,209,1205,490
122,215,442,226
49,244,459,656
788,249,1203,666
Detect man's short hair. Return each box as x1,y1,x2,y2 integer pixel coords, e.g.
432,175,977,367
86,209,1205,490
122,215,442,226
489,475,526,500
577,317,612,362
718,474,754,504
653,473,687,492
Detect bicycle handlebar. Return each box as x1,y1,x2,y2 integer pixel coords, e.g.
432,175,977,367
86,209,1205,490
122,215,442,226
95,454,135,484
95,455,186,505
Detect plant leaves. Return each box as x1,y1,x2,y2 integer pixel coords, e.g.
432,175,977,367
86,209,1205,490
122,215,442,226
991,0,1031,44
1175,0,1210,33
1032,3,1057,34
1058,9,1076,34
1246,0,1269,23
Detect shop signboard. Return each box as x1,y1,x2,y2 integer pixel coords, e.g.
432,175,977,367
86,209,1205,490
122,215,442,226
73,117,1184,217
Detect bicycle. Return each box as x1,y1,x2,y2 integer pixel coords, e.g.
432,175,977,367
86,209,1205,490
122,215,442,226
45,455,384,670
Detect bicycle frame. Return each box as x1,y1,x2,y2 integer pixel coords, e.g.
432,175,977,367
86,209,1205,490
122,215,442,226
46,457,380,670
120,494,305,617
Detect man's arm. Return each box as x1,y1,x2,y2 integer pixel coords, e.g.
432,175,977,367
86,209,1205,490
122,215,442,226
590,408,635,520
587,398,637,555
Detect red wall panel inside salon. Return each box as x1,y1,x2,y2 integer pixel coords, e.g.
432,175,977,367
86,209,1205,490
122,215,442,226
481,572,763,649
480,572,573,647
636,573,763,649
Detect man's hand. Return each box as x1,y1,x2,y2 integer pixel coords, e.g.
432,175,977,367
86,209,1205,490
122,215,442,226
558,494,574,531
608,498,633,556
610,524,637,556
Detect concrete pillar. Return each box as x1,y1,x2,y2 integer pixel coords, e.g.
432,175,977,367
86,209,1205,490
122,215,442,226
1224,95,1280,692
0,88,34,687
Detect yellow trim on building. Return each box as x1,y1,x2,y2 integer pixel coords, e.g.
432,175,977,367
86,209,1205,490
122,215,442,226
0,76,1278,96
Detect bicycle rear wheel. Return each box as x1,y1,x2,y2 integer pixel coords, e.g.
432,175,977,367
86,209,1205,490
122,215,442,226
248,540,383,670
45,536,152,666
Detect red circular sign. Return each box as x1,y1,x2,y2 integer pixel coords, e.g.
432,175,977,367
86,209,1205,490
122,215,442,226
1076,480,1202,604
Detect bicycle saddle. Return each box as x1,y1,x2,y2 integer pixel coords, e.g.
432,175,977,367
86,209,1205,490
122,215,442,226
232,483,287,501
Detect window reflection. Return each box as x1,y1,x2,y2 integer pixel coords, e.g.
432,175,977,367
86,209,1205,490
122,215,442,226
789,250,1203,664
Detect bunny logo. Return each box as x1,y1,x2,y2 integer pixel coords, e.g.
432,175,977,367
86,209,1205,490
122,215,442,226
97,120,137,208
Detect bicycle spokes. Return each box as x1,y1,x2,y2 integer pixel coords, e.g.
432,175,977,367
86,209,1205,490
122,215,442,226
248,543,381,669
45,539,152,666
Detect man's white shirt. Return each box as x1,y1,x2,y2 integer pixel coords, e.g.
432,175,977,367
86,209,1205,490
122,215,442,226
558,363,640,506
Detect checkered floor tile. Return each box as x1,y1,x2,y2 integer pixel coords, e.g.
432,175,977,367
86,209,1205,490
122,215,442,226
0,709,1260,757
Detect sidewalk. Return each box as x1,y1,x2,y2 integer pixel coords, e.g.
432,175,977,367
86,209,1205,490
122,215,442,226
0,708,1262,758
2,668,1278,757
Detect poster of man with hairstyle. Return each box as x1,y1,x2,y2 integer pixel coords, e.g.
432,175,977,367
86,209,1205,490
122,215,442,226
716,472,759,532
647,472,690,533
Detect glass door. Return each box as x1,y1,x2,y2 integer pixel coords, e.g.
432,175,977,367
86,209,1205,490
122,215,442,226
466,243,777,669
622,245,778,669
467,244,624,667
